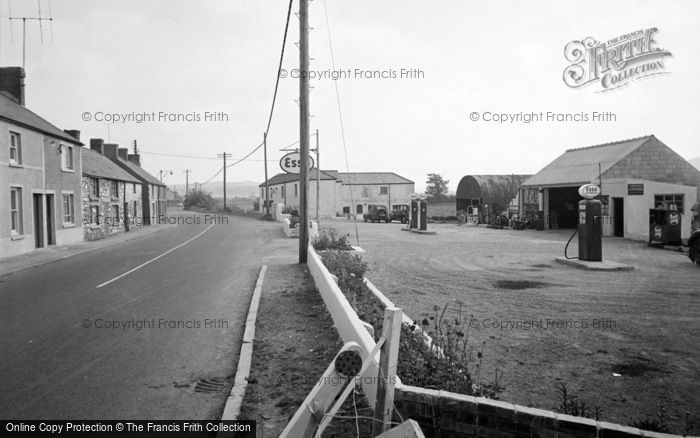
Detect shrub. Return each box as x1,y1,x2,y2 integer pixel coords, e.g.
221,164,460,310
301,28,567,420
183,190,216,210
312,228,353,251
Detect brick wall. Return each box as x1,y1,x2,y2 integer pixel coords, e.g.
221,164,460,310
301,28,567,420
393,385,681,438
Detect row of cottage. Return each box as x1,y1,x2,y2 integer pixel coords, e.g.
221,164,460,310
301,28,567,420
1,67,167,259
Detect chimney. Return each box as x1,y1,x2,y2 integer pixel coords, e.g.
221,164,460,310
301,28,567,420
103,143,119,159
117,148,128,160
90,138,104,154
127,153,141,167
64,130,80,141
0,67,25,105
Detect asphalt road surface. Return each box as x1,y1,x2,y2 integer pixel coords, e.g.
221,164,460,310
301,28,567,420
0,211,288,420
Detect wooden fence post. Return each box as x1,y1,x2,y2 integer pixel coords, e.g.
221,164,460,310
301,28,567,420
373,306,402,435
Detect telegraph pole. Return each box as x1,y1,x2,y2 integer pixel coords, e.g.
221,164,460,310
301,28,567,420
312,129,320,224
298,0,310,263
218,152,232,210
264,132,270,216
184,169,190,195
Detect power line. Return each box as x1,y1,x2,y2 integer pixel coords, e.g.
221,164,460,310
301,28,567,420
191,0,295,191
265,0,294,137
323,0,360,246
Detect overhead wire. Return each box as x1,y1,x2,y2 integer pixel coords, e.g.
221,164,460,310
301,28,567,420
323,0,360,246
195,0,294,188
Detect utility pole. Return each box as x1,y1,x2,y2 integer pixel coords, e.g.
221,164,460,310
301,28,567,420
184,169,190,195
298,0,310,264
217,152,232,210
312,129,320,225
159,169,172,183
264,132,270,216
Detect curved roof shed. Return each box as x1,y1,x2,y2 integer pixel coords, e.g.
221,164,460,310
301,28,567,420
456,175,531,212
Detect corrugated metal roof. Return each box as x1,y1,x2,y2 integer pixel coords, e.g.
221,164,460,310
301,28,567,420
259,169,337,187
522,136,652,187
0,92,82,145
330,172,413,185
82,149,140,183
457,175,531,201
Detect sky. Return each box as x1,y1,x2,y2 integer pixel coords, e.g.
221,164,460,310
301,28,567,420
1,0,698,193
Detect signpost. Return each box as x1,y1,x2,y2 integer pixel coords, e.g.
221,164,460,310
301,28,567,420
279,151,315,174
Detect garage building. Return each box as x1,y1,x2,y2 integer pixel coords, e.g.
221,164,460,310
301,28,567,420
520,135,700,241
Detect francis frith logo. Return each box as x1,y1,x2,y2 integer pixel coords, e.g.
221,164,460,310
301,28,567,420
563,28,672,92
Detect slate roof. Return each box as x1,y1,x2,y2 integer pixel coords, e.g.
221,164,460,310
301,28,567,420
327,172,414,185
0,92,82,145
522,136,652,187
259,169,338,187
111,156,165,186
82,149,140,183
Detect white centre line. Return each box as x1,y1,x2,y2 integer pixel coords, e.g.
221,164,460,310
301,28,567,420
96,224,215,288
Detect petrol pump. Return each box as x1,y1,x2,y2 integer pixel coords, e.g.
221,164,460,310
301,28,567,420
577,184,602,261
409,194,428,230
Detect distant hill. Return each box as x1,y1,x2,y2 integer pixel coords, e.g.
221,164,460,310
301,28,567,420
173,181,260,198
690,157,700,170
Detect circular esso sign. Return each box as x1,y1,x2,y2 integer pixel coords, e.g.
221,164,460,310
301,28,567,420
279,152,315,174
409,193,419,200
418,193,427,200
578,184,601,199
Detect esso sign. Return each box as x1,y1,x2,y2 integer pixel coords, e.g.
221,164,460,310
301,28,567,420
578,184,601,199
279,152,315,174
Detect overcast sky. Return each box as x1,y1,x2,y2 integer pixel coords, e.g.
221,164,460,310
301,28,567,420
1,0,698,192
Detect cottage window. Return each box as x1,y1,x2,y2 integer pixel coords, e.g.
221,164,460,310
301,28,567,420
342,206,350,214
61,145,74,170
110,180,119,198
654,194,684,214
62,194,74,224
90,178,100,197
9,131,21,165
379,186,388,195
90,205,100,225
112,205,120,224
10,187,22,234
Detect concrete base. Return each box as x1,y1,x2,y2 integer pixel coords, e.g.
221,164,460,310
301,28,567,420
554,257,634,271
401,228,438,235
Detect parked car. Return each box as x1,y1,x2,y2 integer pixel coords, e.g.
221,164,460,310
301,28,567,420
390,204,409,223
688,203,700,265
363,204,390,223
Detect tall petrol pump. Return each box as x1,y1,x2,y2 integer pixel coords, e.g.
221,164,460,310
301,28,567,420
578,184,602,261
409,193,428,230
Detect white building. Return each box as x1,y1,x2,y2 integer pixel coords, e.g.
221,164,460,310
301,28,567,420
520,135,700,241
259,170,415,218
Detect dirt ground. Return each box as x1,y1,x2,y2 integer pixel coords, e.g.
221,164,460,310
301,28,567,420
239,263,374,437
323,220,700,434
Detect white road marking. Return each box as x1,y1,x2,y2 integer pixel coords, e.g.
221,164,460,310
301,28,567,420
96,224,215,288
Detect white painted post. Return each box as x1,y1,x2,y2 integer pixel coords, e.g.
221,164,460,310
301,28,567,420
373,306,403,435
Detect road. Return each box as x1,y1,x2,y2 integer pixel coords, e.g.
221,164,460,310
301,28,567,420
0,211,291,420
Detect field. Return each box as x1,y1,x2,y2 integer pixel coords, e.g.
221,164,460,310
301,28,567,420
322,220,700,434
427,202,457,218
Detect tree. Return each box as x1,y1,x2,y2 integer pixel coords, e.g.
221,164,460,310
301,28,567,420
425,173,450,202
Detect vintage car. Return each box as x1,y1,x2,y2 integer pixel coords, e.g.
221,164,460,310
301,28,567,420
688,203,700,265
363,204,390,223
390,204,410,223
